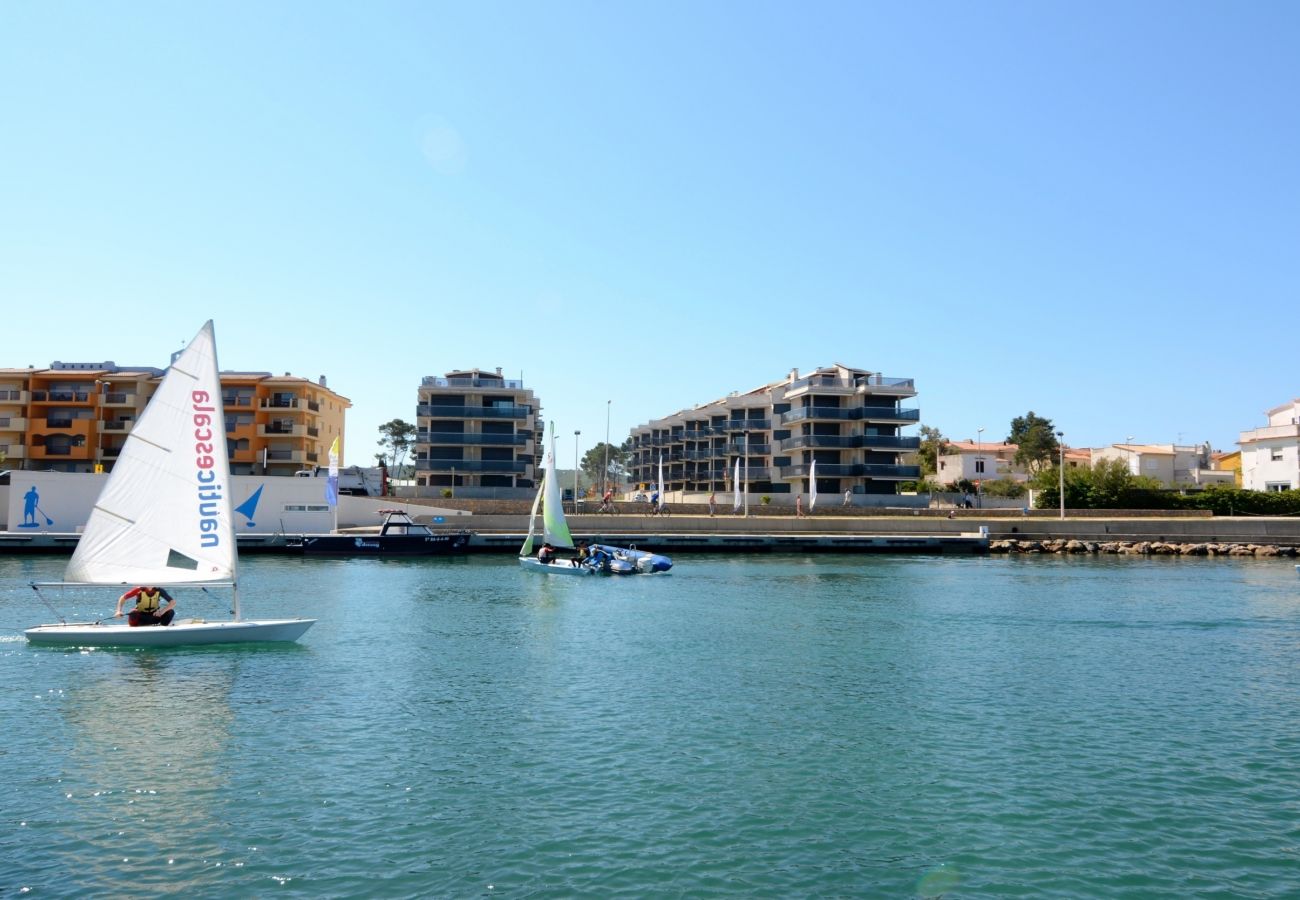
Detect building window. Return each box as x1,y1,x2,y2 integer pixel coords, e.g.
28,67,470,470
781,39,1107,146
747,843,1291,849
1271,448,1283,461
975,459,985,474
1265,482,1291,492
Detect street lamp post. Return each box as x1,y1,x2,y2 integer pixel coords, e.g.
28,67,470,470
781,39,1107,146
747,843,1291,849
574,430,581,511
976,426,984,508
1056,430,1065,520
603,400,611,498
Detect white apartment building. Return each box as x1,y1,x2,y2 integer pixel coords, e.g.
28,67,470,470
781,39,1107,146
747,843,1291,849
1240,400,1300,492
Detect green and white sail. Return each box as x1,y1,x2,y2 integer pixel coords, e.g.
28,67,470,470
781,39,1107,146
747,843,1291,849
540,422,574,548
520,421,574,556
519,464,545,557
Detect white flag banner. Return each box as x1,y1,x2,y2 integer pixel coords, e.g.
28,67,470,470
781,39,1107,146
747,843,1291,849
733,457,742,511
809,459,818,510
658,454,666,509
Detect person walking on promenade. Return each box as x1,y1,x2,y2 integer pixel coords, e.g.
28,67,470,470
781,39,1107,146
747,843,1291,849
796,495,807,518
708,492,717,516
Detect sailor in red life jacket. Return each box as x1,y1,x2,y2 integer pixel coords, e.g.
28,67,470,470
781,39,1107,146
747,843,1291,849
115,586,177,627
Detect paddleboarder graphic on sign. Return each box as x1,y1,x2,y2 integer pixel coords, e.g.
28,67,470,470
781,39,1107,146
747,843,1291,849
21,485,52,528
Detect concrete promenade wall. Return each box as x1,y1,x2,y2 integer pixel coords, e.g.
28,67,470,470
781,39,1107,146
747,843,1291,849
459,511,1300,547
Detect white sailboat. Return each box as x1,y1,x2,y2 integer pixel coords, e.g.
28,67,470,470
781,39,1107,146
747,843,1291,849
519,422,594,576
25,321,316,647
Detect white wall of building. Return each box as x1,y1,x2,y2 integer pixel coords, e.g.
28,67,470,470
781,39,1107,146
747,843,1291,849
5,471,337,535
1240,400,1300,491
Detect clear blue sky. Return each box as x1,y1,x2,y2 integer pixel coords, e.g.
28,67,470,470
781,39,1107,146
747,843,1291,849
3,1,1296,463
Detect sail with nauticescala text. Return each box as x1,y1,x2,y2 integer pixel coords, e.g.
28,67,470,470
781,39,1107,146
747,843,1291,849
65,320,237,585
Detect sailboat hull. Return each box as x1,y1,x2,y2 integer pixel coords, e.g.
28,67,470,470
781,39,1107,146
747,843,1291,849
24,618,316,647
518,557,595,576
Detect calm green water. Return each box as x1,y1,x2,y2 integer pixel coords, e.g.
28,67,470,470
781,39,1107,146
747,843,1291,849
3,553,1299,897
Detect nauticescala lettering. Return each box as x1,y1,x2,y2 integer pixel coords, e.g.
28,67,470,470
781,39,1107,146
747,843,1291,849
193,390,222,549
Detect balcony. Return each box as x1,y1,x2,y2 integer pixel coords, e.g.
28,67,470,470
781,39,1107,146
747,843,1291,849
722,419,771,431
265,449,310,463
38,418,94,437
422,375,525,390
779,434,921,451
778,463,921,480
259,397,316,412
100,392,137,408
785,373,916,396
222,395,256,407
258,423,313,438
417,404,531,419
727,442,771,455
102,420,134,433
0,389,30,403
780,406,920,425
416,459,528,473
419,432,530,446
29,443,92,460
0,416,27,431
31,390,92,404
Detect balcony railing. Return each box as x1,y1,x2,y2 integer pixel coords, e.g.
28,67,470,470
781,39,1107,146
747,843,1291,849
103,421,134,432
418,404,531,419
779,434,921,451
787,373,915,392
0,416,26,430
0,389,29,402
419,432,530,446
778,463,921,479
722,419,771,431
780,407,920,424
260,423,308,437
726,442,771,455
222,395,255,407
416,459,528,473
422,375,525,390
32,390,92,403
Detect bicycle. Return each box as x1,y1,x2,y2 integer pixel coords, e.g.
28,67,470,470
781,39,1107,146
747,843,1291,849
648,503,671,517
596,499,616,514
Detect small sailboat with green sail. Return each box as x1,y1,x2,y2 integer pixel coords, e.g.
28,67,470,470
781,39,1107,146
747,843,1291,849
519,422,596,576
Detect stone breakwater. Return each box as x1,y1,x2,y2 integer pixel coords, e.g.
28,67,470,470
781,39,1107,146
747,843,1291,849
990,539,1298,557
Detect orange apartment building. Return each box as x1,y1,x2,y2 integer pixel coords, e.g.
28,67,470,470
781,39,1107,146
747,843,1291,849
0,361,350,477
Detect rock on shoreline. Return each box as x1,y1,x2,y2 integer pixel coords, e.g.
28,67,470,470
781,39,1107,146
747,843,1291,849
989,539,1298,557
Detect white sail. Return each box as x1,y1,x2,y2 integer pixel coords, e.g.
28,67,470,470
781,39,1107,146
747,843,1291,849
733,457,742,512
65,321,236,585
809,458,818,510
657,454,666,510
